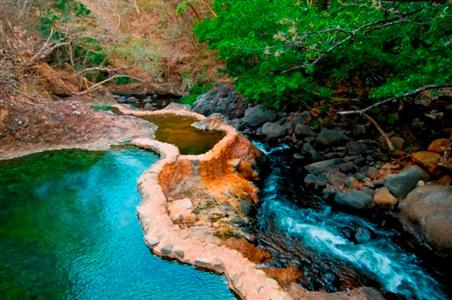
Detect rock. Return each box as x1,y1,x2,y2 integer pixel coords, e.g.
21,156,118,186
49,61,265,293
164,103,190,111
334,190,373,209
287,283,385,300
168,198,193,223
305,158,345,175
143,103,155,110
373,187,398,209
384,165,430,197
339,161,356,173
390,136,405,150
366,167,379,179
428,138,450,154
243,105,277,127
294,124,316,137
260,267,304,287
344,176,358,189
160,245,173,255
412,151,442,176
399,185,452,257
261,121,288,140
304,174,327,189
438,174,452,185
354,227,372,243
192,84,248,119
346,141,369,155
316,129,349,147
194,257,225,273
300,111,312,123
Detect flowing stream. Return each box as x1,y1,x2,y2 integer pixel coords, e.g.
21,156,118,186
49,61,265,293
254,141,449,300
0,147,234,299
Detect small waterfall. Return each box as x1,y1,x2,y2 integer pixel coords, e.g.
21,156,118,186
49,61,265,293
256,143,449,300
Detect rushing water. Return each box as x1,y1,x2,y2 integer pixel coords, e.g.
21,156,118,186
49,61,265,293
254,141,449,300
0,148,234,299
140,114,225,155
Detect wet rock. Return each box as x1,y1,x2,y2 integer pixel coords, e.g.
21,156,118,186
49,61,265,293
399,185,452,257
334,190,373,209
305,158,345,175
384,165,430,197
373,187,398,209
366,167,379,179
354,227,372,243
322,186,337,199
316,129,349,147
346,141,369,155
344,176,358,189
412,151,442,176
261,121,288,140
244,105,277,127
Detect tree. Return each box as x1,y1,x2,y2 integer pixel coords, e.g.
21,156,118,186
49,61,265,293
195,0,451,108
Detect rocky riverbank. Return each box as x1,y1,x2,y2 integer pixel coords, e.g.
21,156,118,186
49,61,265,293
193,85,452,261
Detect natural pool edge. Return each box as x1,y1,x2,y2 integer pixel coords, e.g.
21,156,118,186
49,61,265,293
114,104,291,300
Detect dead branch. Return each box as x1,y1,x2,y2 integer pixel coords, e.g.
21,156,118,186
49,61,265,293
363,113,394,151
74,65,132,76
202,0,217,17
75,74,146,95
338,84,452,115
131,0,140,14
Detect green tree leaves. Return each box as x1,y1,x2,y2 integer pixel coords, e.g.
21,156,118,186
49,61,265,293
195,0,451,107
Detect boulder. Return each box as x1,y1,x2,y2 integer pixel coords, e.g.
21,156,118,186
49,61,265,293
294,124,316,137
305,158,345,175
316,129,349,147
428,138,450,154
243,105,278,127
346,141,370,155
261,121,288,140
334,190,373,209
412,151,442,176
384,165,429,197
192,84,247,119
373,187,398,209
168,198,193,223
399,185,452,257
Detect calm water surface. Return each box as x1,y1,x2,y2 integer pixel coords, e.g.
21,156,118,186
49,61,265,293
0,148,234,299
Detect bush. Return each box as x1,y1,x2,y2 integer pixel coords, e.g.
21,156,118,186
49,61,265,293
195,1,451,108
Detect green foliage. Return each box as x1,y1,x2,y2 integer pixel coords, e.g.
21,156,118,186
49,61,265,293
195,1,451,107
180,83,213,105
38,0,109,79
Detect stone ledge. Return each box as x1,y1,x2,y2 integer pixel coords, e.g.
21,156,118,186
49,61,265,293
118,103,291,300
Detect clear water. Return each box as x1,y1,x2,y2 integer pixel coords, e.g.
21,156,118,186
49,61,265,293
0,148,234,300
254,142,449,300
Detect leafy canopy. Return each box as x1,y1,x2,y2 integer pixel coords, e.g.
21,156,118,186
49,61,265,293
195,0,451,107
